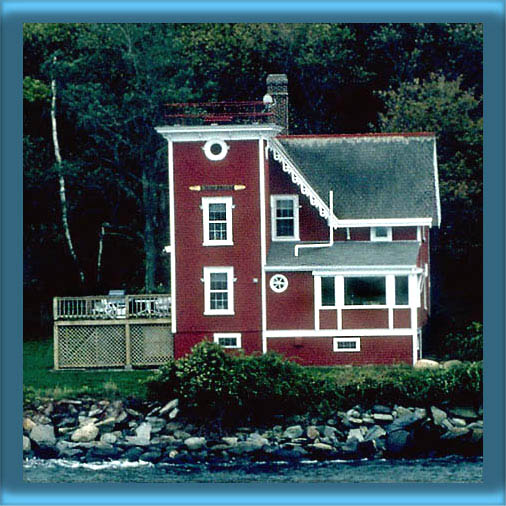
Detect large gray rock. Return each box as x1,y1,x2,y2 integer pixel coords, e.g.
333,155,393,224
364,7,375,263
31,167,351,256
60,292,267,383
448,407,478,420
430,406,447,426
387,411,424,432
30,424,56,445
221,436,238,446
442,359,463,369
373,413,393,423
441,427,470,440
283,425,303,439
323,426,339,439
414,359,440,369
146,417,166,434
71,423,99,442
86,442,122,460
347,428,364,443
159,398,179,416
184,437,206,451
386,430,412,455
23,418,36,432
372,405,391,414
168,408,179,420
229,440,266,454
364,425,386,442
100,432,118,445
135,422,152,441
306,426,319,439
23,435,31,452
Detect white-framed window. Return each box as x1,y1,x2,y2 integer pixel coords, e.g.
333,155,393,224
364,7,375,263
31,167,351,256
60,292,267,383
202,197,233,246
269,274,288,293
320,276,336,307
271,195,299,241
394,276,410,306
344,276,386,306
333,337,361,352
371,226,392,241
203,267,235,315
213,333,242,348
203,139,229,161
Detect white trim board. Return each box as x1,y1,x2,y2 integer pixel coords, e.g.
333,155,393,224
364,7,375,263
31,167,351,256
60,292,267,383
265,329,413,338
168,140,177,334
265,266,421,274
155,124,282,142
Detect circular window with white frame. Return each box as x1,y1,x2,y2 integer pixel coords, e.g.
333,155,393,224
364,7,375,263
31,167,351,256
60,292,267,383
270,274,288,293
203,139,229,161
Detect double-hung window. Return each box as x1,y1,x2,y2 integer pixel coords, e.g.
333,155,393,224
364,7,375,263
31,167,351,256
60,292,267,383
202,197,233,246
271,195,299,241
203,267,234,315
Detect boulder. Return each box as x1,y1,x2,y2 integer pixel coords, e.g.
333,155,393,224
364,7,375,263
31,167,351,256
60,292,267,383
122,446,144,461
71,423,99,443
168,408,179,420
174,430,192,440
430,406,447,426
23,435,31,452
100,433,118,445
86,442,122,461
310,442,334,451
140,450,162,462
448,407,478,420
221,436,238,446
145,417,166,434
23,418,36,432
306,426,319,439
441,427,470,440
364,425,386,442
347,428,364,443
283,425,303,439
414,359,440,369
229,440,266,454
271,447,307,461
372,405,391,414
322,425,339,439
30,424,56,446
159,398,179,416
165,422,183,432
387,411,424,432
135,422,152,441
184,437,206,451
372,413,393,423
386,430,412,455
450,418,467,428
442,359,463,369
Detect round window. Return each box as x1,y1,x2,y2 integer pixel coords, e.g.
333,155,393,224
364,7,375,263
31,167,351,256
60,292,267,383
270,274,288,293
203,139,229,161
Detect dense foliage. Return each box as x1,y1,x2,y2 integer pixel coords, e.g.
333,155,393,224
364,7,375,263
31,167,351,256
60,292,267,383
145,342,482,423
23,23,483,338
434,322,483,362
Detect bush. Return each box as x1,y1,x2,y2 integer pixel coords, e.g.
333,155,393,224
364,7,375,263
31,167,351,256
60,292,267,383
436,322,483,361
145,342,482,423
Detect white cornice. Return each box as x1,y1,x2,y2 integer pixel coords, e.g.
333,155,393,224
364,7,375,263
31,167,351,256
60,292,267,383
155,124,283,142
335,218,433,227
265,265,422,274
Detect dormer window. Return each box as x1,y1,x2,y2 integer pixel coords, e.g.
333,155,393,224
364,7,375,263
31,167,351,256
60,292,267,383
371,226,392,241
202,197,233,246
271,195,299,241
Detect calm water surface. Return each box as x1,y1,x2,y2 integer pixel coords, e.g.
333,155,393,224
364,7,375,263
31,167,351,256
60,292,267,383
24,456,482,483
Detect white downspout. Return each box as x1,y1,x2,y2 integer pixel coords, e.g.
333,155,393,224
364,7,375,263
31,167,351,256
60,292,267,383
295,191,334,257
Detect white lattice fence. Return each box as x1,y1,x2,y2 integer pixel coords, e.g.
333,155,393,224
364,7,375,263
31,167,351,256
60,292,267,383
131,324,173,366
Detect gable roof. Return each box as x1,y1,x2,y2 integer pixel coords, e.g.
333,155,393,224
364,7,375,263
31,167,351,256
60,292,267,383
266,241,421,271
273,133,440,224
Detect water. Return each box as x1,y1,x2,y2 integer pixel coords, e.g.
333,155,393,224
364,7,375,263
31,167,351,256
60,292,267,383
24,456,482,483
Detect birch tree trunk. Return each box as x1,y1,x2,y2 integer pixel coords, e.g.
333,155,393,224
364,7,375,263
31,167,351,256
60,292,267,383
50,63,86,285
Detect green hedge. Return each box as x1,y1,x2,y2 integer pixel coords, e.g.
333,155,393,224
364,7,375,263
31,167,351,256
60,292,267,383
145,342,482,423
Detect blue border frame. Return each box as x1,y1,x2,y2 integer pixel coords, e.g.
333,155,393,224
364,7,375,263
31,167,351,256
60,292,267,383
2,2,504,504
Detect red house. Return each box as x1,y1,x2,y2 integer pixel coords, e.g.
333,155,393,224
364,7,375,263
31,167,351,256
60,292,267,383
156,74,441,366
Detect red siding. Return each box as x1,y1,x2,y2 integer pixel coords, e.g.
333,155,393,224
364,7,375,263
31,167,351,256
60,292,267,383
319,309,337,329
342,309,388,329
175,331,262,358
393,227,418,240
269,161,329,241
394,309,411,328
173,140,262,348
268,336,413,365
267,272,314,329
350,228,370,241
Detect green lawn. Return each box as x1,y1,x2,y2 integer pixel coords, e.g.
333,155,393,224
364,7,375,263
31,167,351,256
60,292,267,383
24,339,153,402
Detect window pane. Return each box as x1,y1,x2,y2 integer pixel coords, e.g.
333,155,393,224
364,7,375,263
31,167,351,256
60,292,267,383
345,277,386,305
210,292,228,309
375,227,389,237
337,341,357,349
321,277,335,306
218,337,237,347
276,199,294,218
209,203,227,221
210,272,228,290
395,276,409,305
209,222,227,240
276,218,294,237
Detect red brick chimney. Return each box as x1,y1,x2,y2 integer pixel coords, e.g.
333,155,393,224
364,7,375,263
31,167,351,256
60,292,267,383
266,74,288,134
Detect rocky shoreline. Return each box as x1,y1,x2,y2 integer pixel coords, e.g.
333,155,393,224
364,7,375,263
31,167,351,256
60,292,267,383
23,397,483,464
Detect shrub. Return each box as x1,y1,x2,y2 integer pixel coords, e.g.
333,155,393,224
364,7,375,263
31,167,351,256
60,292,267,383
145,342,483,423
436,322,483,361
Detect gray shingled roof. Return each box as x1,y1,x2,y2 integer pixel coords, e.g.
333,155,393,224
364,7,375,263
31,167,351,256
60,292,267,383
275,135,439,222
266,241,420,269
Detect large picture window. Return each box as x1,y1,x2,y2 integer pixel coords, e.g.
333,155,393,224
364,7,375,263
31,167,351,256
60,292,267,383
203,267,234,315
271,195,299,241
344,277,386,306
202,197,233,246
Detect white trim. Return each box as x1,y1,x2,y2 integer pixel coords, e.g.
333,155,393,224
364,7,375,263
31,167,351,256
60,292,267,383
168,140,177,334
433,141,442,227
271,195,300,241
258,139,268,354
203,139,229,161
314,276,321,330
416,226,422,242
333,337,361,352
213,332,242,349
156,124,283,142
371,226,392,242
266,266,421,274
202,196,233,246
265,329,413,338
409,273,419,365
203,266,235,316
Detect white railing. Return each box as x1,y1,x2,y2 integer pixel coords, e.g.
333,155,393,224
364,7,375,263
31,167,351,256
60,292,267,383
54,294,171,321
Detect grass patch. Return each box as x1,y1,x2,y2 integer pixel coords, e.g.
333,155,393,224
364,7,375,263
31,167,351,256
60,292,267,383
24,339,152,403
